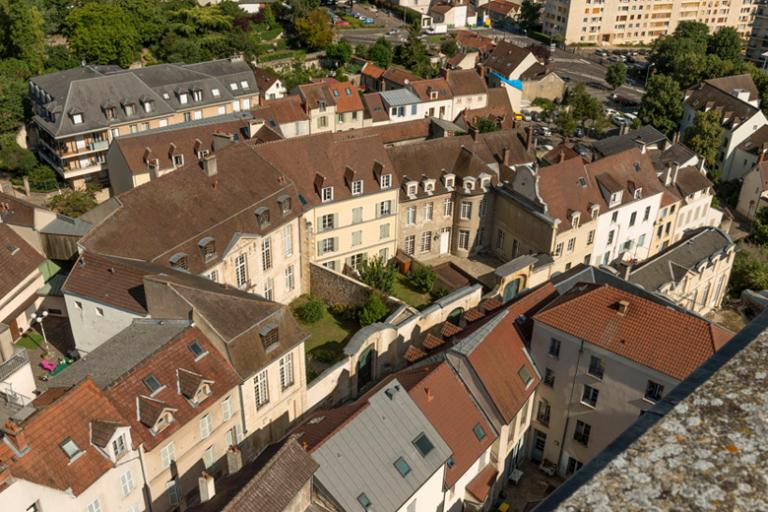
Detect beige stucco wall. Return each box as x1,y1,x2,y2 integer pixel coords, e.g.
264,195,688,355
522,74,566,105
492,190,556,261
656,247,734,316
399,193,455,260
737,165,768,220
551,218,597,273
0,269,45,338
649,201,680,254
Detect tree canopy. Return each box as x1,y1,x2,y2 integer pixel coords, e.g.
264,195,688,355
605,62,627,90
65,3,139,67
637,73,683,138
367,38,393,68
294,8,333,50
684,109,724,171
518,0,542,32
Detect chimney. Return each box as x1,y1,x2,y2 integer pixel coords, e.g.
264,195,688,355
502,147,511,166
558,150,566,163
526,126,535,152
759,143,768,164
202,154,217,177
616,300,630,316
212,132,235,152
425,387,434,402
226,445,243,475
469,126,478,140
198,471,216,503
671,162,680,185
3,420,28,455
623,262,632,280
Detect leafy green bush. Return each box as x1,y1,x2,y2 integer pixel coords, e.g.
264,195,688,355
409,263,436,293
328,303,358,321
358,292,389,326
310,342,343,364
358,256,395,294
298,295,324,323
47,187,97,217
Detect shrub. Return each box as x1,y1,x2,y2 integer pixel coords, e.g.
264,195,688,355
358,255,395,294
409,263,436,293
310,343,343,364
298,295,324,323
358,292,389,326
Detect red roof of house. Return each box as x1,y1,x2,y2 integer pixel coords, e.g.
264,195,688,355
0,379,131,496
361,62,385,80
482,0,520,16
320,79,364,113
398,363,497,488
456,31,495,54
404,345,428,363
466,464,499,502
533,283,735,380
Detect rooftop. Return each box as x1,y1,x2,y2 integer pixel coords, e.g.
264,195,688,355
484,40,534,76
591,125,667,157
0,223,45,300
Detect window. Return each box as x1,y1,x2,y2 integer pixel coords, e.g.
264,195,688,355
352,180,363,195
479,198,488,217
352,207,363,224
61,438,81,459
629,211,637,226
607,230,615,245
320,237,336,254
496,230,505,250
87,499,102,512
405,235,415,255
588,356,604,379
199,414,212,439
160,442,176,469
587,230,595,245
283,224,293,257
320,213,335,232
230,82,238,91
254,370,269,408
645,380,664,402
424,202,433,220
549,338,561,358
318,116,328,128
143,375,162,394
518,365,533,387
212,88,220,97
543,368,555,387
378,200,392,217
337,113,344,124
380,174,392,189
263,278,274,300
112,434,127,458
611,211,618,223
643,206,651,221
221,396,233,421
638,234,646,247
358,493,372,510
472,423,487,441
554,242,563,257
443,198,453,216
394,457,411,477
260,239,272,271
202,445,216,469
566,456,583,476
321,186,333,202
173,154,184,167
379,223,390,240
285,265,295,291
537,399,551,425
121,470,135,496
72,113,83,125
406,207,416,225
458,230,470,250
420,231,432,252
581,385,599,407
235,254,248,288
460,201,472,219
351,230,362,247
166,480,180,506
574,420,591,445
413,433,434,456
280,353,294,389
567,237,576,253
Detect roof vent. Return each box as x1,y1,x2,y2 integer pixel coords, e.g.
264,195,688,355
5,244,19,256
617,300,630,316
384,385,401,400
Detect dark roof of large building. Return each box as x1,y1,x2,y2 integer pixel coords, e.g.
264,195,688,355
484,40,534,77
627,227,734,292
592,125,668,157
684,74,760,127
0,224,44,300
187,436,318,512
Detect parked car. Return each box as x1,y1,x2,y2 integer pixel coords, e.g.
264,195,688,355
425,23,448,34
387,28,398,35
588,81,611,91
575,127,585,138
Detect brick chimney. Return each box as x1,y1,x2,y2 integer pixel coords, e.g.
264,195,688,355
226,445,243,475
526,126,535,152
198,471,216,503
502,147,511,166
202,153,217,177
2,420,28,455
425,387,434,402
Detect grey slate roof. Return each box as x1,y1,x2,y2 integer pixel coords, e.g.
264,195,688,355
50,319,191,388
626,227,734,292
39,214,92,237
310,379,451,512
592,125,667,157
380,88,421,107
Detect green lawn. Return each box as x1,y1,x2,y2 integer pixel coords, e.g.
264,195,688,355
292,296,359,364
392,272,432,309
15,331,44,350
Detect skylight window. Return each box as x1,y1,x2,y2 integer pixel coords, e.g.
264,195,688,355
413,433,434,457
230,82,238,91
240,80,249,89
333,89,340,97
473,423,487,441
518,365,533,387
188,340,206,358
357,493,372,510
578,177,587,187
60,438,82,459
212,88,220,98
394,456,411,477
144,375,162,394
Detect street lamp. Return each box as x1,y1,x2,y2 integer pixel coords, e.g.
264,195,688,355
30,310,49,353
645,62,655,85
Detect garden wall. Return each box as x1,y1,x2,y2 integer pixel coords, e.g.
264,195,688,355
309,263,404,310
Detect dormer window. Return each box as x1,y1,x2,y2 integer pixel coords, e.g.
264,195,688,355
278,195,292,215
104,107,116,120
173,154,184,167
463,177,475,192
321,186,334,203
72,113,83,125
578,177,587,188
198,237,216,261
260,324,279,350
319,100,326,112
192,90,203,102
571,211,581,229
153,410,174,434
240,80,249,89
169,252,189,271
60,438,83,461
480,176,491,189
590,204,599,219
430,90,438,100
255,207,271,228
212,88,220,98
380,174,392,189
352,180,364,196
188,340,207,359
609,191,622,207
124,103,135,116
333,89,340,97
634,188,642,199
112,433,127,459
179,92,189,105
230,82,238,91
443,174,455,189
423,180,435,194
143,100,154,113
406,182,418,197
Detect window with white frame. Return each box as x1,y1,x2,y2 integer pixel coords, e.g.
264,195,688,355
202,445,216,469
479,198,488,217
405,235,415,255
420,231,432,252
424,202,433,220
460,201,472,220
567,237,576,253
160,442,176,469
279,353,295,389
321,187,334,202
285,265,295,291
380,174,392,189
112,433,127,459
283,224,293,257
320,237,336,254
406,207,416,225
458,230,470,250
262,238,272,271
443,198,453,216
352,180,363,195
581,385,599,407
264,277,274,300
199,414,212,439
554,242,563,257
221,396,233,421
235,254,248,288
378,200,392,217
72,113,83,125
348,253,364,269
407,183,417,196
254,369,269,408
320,213,335,232
87,499,102,512
120,470,135,496
352,207,363,224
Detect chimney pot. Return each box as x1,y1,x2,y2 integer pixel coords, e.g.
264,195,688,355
226,445,243,475
198,471,216,503
3,420,28,454
203,154,217,177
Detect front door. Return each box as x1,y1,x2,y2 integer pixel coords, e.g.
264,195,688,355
503,278,521,303
531,429,547,462
439,229,450,254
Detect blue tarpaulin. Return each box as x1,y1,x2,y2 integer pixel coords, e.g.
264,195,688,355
489,71,523,91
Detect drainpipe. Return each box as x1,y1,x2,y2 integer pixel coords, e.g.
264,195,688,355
555,339,584,475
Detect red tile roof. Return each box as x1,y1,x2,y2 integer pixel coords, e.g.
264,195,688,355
362,92,389,123
456,31,495,54
423,333,445,350
441,321,464,337
264,95,308,124
320,79,364,113
398,363,497,488
465,464,499,502
0,223,44,301
409,78,454,102
105,326,241,450
464,308,486,322
0,192,36,227
533,283,735,380
446,69,488,97
0,379,130,496
62,252,149,314
382,67,421,87
361,62,385,80
481,0,520,16
404,345,428,363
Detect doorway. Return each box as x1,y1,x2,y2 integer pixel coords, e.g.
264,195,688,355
439,228,450,254
531,429,547,462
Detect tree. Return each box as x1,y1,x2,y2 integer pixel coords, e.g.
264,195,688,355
557,110,577,137
358,256,395,295
368,37,393,68
637,73,683,138
685,109,724,170
358,292,389,326
476,117,500,133
48,188,97,218
707,27,743,64
565,83,603,126
394,30,434,77
115,0,166,46
518,0,542,31
0,59,30,135
4,0,46,73
294,8,333,50
752,207,768,246
326,41,352,68
0,134,37,174
730,244,768,295
298,295,324,323
605,62,627,90
650,22,710,88
440,39,459,58
408,264,436,293
65,3,139,67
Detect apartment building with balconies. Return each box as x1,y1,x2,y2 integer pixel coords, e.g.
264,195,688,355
29,58,261,189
